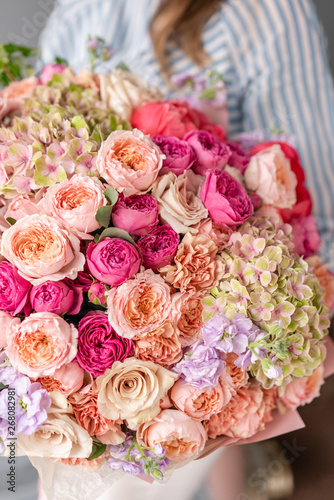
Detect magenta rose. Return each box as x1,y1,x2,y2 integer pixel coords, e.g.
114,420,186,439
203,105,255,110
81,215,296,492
152,135,195,176
88,282,108,306
225,141,250,174
30,280,82,316
86,237,141,287
184,130,231,176
65,271,93,293
77,311,133,378
39,63,66,85
111,193,158,236
0,262,31,316
137,225,179,271
200,170,254,227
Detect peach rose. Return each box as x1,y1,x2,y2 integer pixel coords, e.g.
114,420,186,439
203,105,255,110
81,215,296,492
134,320,182,367
0,214,85,285
96,129,164,196
107,269,172,339
137,409,207,462
160,233,224,293
39,175,107,238
277,365,325,412
37,361,84,396
170,291,204,347
6,312,78,378
95,357,177,429
170,381,227,421
194,218,232,252
151,170,208,234
18,392,92,459
69,389,125,445
306,256,334,310
245,145,297,209
1,76,39,118
0,311,21,349
5,195,40,222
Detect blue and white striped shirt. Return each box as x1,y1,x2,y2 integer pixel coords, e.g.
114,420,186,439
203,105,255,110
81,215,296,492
40,0,334,269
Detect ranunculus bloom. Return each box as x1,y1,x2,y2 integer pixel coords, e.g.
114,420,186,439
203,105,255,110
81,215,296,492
0,261,31,315
170,291,204,347
86,237,141,287
96,129,164,196
184,130,231,176
170,381,227,421
137,224,179,271
160,233,224,293
37,361,84,396
107,269,172,339
306,256,334,310
39,63,67,85
278,365,325,412
0,214,85,285
200,169,254,227
112,192,159,236
152,135,195,176
194,218,232,252
30,280,81,315
151,170,208,234
0,311,20,349
39,175,107,238
69,389,125,445
6,312,78,378
77,311,133,378
137,409,207,462
245,145,298,209
95,357,177,429
5,195,40,222
134,320,182,367
290,215,321,258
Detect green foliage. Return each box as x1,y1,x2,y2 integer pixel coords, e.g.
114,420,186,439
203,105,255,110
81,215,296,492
0,43,38,88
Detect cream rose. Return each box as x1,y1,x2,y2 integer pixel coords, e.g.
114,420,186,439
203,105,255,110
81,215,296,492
18,392,92,459
0,214,85,285
151,170,208,234
95,357,177,429
99,69,162,122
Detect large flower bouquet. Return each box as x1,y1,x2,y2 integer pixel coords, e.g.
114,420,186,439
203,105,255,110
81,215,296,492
0,56,334,500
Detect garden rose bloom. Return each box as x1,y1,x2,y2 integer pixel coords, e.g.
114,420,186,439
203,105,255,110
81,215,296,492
88,282,108,306
306,256,334,310
200,170,253,227
6,312,78,378
1,76,39,116
39,175,107,238
160,233,224,293
0,311,20,349
77,311,133,378
137,409,207,462
111,193,159,236
96,129,164,196
39,63,66,85
290,215,321,258
278,365,325,412
69,389,125,445
30,280,81,315
86,237,140,287
151,170,208,234
107,269,172,339
0,261,31,316
170,291,204,347
184,130,231,176
37,361,84,396
5,195,40,222
95,357,177,429
152,135,195,176
134,321,182,367
194,218,232,252
0,214,85,285
137,225,179,271
170,381,227,421
245,145,297,209
225,141,250,174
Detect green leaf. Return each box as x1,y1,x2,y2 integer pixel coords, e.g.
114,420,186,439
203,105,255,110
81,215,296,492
6,217,16,226
109,115,118,131
55,56,68,66
88,441,107,461
98,227,136,246
0,383,9,391
72,115,89,132
103,186,118,206
116,62,130,72
3,44,37,57
95,205,113,228
94,233,100,243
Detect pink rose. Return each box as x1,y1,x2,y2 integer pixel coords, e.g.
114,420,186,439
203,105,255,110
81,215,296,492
96,129,164,196
39,175,107,238
278,365,324,412
137,224,179,271
86,237,141,287
0,261,31,316
88,282,108,306
170,381,227,421
184,130,231,176
244,145,298,209
0,214,85,285
290,215,321,258
194,218,232,252
5,195,40,222
0,311,21,349
40,63,67,85
1,76,39,118
200,170,254,227
225,141,250,174
30,280,82,315
37,361,84,396
152,135,195,176
107,269,172,339
6,312,78,378
111,193,159,236
137,409,207,462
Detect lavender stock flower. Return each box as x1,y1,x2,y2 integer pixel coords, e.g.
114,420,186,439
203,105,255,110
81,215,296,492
201,313,253,355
